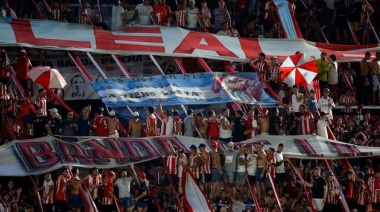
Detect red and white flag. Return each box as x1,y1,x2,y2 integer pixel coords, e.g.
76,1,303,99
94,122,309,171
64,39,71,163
182,171,212,212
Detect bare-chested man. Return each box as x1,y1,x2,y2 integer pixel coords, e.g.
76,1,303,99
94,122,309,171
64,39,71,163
210,141,223,199
107,110,120,137
255,142,267,200
128,111,142,138
177,148,188,194
69,168,88,212
259,109,269,134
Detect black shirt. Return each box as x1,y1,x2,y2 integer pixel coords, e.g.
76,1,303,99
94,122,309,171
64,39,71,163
232,117,246,142
312,176,327,198
30,116,49,138
269,115,280,135
285,113,298,135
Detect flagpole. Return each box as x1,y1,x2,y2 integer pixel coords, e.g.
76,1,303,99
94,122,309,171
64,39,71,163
28,176,45,212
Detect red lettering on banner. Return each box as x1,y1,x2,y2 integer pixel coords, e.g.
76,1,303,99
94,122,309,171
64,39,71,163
15,142,59,171
11,19,91,48
173,32,238,58
239,37,261,59
294,139,323,157
153,137,188,154
119,138,160,158
83,139,128,163
56,141,94,164
94,28,165,52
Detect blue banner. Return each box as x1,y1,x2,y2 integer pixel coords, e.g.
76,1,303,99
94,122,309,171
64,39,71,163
91,72,276,107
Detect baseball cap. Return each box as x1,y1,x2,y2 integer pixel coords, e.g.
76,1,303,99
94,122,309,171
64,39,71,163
198,143,206,148
259,52,266,58
109,110,116,116
323,88,330,92
138,171,146,179
228,142,234,147
326,171,334,177
356,171,365,179
211,141,218,147
49,108,58,113
189,144,197,150
178,148,185,153
321,52,327,55
310,89,316,93
271,55,277,59
132,111,139,117
320,111,329,116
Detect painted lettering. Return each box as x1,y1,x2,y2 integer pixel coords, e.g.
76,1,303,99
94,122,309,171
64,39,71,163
15,142,60,171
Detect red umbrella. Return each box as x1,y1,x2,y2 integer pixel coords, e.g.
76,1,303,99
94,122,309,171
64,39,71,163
280,53,317,86
29,66,67,88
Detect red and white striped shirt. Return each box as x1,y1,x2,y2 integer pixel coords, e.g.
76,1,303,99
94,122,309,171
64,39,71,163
326,180,337,204
361,1,373,25
175,10,186,27
201,7,211,27
357,181,368,205
51,8,61,21
146,114,157,136
189,154,200,179
166,155,178,175
268,63,280,82
201,150,211,174
253,60,268,80
267,155,276,179
36,96,47,116
299,111,314,135
55,175,67,201
102,181,114,205
43,180,54,204
367,176,380,203
86,174,102,199
79,8,90,24
288,2,296,16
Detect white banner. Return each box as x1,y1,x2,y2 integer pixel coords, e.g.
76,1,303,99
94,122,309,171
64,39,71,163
1,19,380,62
0,135,377,176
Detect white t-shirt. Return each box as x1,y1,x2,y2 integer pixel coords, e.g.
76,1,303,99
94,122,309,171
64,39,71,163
318,97,335,119
135,4,153,25
114,177,133,198
274,151,285,173
219,116,232,139
317,119,328,139
186,7,199,28
125,9,135,24
328,62,338,85
291,94,303,112
251,119,258,138
237,153,246,173
246,154,257,176
111,5,125,30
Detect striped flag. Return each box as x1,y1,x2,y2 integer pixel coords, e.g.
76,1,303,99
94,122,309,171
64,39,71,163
182,171,211,212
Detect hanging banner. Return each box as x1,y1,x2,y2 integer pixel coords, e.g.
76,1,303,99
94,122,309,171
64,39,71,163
8,53,182,100
2,19,380,62
0,135,378,176
91,72,276,107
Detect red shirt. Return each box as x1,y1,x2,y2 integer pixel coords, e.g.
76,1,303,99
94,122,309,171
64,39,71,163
55,175,67,201
102,181,114,205
253,60,268,80
92,116,108,136
153,5,168,25
146,114,157,136
15,56,30,80
265,1,277,22
207,117,219,139
20,98,31,117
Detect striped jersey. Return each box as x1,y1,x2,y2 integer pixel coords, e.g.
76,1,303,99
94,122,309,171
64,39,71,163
166,154,178,175
200,150,211,174
55,175,67,201
43,180,54,204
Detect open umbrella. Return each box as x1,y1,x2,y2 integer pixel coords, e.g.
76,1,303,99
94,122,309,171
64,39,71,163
280,53,318,86
29,66,67,88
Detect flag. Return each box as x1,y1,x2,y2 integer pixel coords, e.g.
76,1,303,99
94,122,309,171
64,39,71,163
182,171,211,212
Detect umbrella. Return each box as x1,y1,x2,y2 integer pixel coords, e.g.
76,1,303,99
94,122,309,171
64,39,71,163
280,53,318,86
29,66,67,88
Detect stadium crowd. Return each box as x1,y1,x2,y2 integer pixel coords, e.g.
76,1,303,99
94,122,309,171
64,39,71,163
0,0,380,212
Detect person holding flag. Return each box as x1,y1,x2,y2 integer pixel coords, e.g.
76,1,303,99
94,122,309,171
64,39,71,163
102,171,118,211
